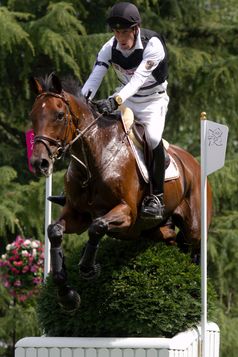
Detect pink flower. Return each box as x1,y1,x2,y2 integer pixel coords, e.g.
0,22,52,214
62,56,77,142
22,265,30,273
22,239,31,247
30,265,38,273
13,261,23,267
27,256,33,264
18,295,28,302
9,255,19,261
4,281,10,288
10,267,19,274
33,277,42,284
15,235,23,242
14,280,22,287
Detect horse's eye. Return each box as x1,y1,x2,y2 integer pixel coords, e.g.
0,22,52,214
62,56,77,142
57,111,65,121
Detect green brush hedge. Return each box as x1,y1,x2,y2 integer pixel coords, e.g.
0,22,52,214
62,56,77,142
37,238,217,337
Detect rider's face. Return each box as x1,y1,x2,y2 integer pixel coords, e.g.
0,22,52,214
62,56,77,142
113,28,136,50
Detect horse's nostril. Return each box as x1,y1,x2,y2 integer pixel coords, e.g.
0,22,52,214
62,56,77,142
40,159,50,171
30,157,50,175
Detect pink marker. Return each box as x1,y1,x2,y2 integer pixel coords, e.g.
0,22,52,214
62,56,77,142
25,129,35,172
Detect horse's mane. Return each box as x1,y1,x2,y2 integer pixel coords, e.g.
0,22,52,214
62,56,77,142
38,73,82,97
37,73,110,117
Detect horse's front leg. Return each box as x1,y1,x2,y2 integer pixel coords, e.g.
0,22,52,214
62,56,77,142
79,202,133,279
47,210,90,311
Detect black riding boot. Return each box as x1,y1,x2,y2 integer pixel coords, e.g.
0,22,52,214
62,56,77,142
141,141,165,220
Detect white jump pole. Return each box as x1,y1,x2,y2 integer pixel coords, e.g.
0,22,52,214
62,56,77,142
44,174,52,280
200,111,229,357
200,112,208,357
26,129,52,280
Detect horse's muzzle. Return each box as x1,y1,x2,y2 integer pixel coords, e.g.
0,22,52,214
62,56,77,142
30,154,53,177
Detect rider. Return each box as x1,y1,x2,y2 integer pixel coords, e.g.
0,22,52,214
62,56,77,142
82,2,169,220
50,2,169,221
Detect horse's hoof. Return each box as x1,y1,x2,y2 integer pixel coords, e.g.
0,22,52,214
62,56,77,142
48,223,63,239
58,286,81,312
79,264,101,280
192,254,200,265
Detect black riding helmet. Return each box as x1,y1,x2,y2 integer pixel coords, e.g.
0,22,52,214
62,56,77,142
107,2,141,29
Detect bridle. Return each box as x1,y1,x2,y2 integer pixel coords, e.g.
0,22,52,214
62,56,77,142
33,91,102,162
32,90,129,189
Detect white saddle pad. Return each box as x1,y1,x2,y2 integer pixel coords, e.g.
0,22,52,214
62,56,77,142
119,105,180,183
130,141,180,183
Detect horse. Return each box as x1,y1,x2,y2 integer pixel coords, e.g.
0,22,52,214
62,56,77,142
29,73,212,311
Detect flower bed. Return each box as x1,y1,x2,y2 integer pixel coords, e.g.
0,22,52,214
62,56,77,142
0,236,44,302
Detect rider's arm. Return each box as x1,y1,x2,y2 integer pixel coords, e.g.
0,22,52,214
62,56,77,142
116,37,165,102
81,38,113,99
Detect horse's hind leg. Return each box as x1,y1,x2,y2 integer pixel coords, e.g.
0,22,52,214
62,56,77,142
172,199,201,262
47,222,81,311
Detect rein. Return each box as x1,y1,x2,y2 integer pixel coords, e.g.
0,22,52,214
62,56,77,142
33,91,127,189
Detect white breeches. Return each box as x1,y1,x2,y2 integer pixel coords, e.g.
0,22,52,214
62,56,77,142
124,92,169,149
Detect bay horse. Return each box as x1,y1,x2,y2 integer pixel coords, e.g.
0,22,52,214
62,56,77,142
29,73,212,311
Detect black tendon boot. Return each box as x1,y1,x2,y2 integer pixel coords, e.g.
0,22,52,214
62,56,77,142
141,140,165,220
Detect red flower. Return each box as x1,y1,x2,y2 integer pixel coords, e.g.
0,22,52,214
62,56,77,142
13,261,23,267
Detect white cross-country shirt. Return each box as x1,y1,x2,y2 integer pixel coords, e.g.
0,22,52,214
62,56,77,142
82,28,168,102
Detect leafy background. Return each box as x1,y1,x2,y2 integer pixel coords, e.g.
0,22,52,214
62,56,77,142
0,0,237,356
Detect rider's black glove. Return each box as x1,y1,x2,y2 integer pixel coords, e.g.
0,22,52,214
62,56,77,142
97,97,118,114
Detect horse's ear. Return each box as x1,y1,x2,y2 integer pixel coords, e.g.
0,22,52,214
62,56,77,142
29,77,43,95
51,73,62,94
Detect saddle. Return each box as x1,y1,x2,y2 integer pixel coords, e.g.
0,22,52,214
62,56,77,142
120,105,171,171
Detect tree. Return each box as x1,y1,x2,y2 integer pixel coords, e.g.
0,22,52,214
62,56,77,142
0,2,86,182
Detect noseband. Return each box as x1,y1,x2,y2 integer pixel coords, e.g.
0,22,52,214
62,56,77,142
34,134,64,161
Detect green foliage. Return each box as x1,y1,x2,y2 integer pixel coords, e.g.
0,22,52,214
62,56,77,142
0,166,24,238
0,284,41,357
209,215,238,310
0,6,33,52
38,239,217,337
215,310,238,357
209,156,238,213
0,166,65,250
0,2,87,134
28,2,86,79
207,155,238,357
